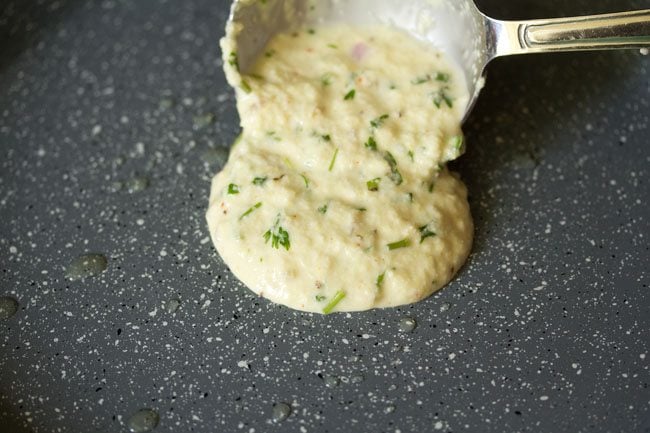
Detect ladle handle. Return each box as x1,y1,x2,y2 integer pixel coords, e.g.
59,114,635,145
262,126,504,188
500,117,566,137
491,9,650,57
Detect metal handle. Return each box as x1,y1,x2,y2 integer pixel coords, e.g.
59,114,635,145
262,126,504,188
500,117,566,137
489,9,650,58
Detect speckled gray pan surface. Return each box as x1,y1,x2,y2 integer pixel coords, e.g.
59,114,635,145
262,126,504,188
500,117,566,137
0,0,649,432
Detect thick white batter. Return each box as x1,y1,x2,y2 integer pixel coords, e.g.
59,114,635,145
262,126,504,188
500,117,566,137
207,25,473,313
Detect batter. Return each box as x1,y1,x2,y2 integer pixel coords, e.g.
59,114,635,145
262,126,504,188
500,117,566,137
207,25,473,313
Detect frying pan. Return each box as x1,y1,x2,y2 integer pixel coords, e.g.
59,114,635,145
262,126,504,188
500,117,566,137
1,0,648,432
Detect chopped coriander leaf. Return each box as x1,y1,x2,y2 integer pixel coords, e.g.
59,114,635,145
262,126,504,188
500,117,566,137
322,290,346,314
240,79,252,93
364,136,377,151
232,133,243,148
263,215,291,251
450,135,464,151
321,134,331,142
419,224,436,243
411,75,430,85
407,192,414,202
264,49,276,58
300,174,310,188
227,183,240,195
315,295,326,302
228,51,239,70
370,114,389,129
318,204,328,214
307,28,315,35
387,238,411,250
344,89,356,100
266,131,281,141
428,180,435,193
321,72,333,86
376,272,385,289
383,151,403,185
328,148,339,172
366,178,381,191
435,72,451,82
327,43,338,49
356,207,367,212
252,176,268,186
433,88,454,108
408,150,414,162
239,202,262,220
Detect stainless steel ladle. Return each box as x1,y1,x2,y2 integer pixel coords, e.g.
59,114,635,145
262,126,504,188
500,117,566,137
224,0,650,118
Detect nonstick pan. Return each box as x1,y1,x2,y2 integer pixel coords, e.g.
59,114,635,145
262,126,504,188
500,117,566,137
1,0,648,432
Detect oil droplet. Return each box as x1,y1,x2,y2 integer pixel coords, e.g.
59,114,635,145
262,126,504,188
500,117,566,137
398,317,417,333
350,374,365,384
0,296,19,320
322,373,340,388
193,112,216,129
440,302,452,312
165,298,181,314
65,254,108,281
126,176,150,193
159,97,175,110
271,402,291,423
201,147,229,168
127,408,159,433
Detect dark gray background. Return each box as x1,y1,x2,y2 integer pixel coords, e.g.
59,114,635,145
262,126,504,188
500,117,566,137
1,0,648,432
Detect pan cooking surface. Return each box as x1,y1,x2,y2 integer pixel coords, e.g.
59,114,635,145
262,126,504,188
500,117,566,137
0,0,648,432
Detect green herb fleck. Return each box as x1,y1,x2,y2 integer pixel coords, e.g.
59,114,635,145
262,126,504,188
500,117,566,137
321,134,331,142
240,79,252,94
376,272,385,289
263,215,290,251
433,88,454,108
232,133,243,148
436,72,451,82
411,75,430,85
387,238,411,250
321,73,333,87
428,179,436,193
364,136,377,151
322,290,346,314
344,89,356,100
419,224,436,243
307,28,316,35
327,43,338,49
383,152,403,185
356,207,367,212
407,192,414,202
408,150,414,162
315,295,326,302
300,174,310,188
228,51,239,71
227,183,240,195
252,177,268,186
370,114,389,129
318,204,328,214
264,49,276,58
266,131,281,141
450,135,464,152
328,148,339,172
366,178,381,191
239,202,262,220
